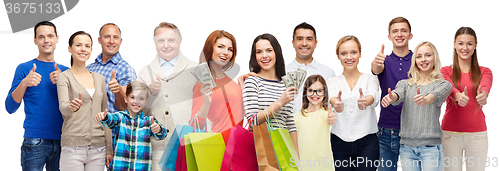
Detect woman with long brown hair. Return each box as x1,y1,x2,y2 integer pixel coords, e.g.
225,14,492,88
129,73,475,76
441,27,493,171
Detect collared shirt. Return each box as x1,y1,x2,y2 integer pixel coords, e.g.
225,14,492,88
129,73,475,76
87,52,137,113
376,51,412,129
101,110,167,171
286,58,336,114
159,55,178,77
327,73,379,142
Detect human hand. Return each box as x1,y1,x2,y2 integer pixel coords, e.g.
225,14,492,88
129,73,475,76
327,104,337,126
94,109,109,122
373,44,386,66
149,73,162,96
457,86,469,107
476,85,487,106
414,87,430,106
150,116,161,134
381,88,394,108
333,91,344,113
49,63,61,84
69,92,83,112
200,82,214,103
357,88,367,110
23,63,42,87
108,70,120,94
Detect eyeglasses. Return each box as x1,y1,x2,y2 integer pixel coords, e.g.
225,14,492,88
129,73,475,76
306,88,325,96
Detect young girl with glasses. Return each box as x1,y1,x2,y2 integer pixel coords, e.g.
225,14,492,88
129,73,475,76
293,74,336,170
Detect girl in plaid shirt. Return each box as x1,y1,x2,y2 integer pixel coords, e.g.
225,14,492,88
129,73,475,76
95,81,167,171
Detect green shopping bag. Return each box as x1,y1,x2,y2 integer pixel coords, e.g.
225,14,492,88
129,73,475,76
268,115,299,171
184,135,198,171
188,132,226,170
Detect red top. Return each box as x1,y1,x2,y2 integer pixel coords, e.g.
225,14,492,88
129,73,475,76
190,75,244,133
440,66,493,132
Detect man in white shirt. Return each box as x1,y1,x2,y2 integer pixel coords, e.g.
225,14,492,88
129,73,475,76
286,22,336,114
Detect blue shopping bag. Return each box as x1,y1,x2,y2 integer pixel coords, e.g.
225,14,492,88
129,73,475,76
160,125,196,171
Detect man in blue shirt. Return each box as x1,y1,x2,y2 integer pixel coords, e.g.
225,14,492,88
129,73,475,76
86,23,137,167
5,21,69,171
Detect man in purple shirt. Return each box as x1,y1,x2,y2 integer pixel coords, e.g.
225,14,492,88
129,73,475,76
371,17,413,171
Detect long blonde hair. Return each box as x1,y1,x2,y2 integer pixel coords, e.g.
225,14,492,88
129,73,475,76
407,41,444,86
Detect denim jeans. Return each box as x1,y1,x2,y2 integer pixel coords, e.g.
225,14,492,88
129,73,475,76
331,133,379,171
21,138,61,171
400,144,444,171
377,127,401,171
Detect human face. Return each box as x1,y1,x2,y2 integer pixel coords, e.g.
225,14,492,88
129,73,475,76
388,22,413,48
154,27,181,61
454,34,476,61
293,28,317,60
68,35,92,64
255,39,276,72
98,25,122,58
34,25,59,55
306,81,325,106
415,45,435,74
337,40,361,70
211,37,234,67
125,89,148,115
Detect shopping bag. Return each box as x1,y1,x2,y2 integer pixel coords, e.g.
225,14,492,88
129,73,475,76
175,138,187,171
221,125,259,171
188,132,226,171
160,125,195,171
185,135,198,171
253,122,280,171
270,128,299,171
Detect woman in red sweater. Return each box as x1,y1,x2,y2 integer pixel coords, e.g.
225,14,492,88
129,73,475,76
441,27,493,171
190,30,244,132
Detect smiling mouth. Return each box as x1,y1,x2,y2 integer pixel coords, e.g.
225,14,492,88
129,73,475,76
219,56,228,61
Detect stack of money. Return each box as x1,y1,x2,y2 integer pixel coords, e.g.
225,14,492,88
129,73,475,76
191,62,217,88
281,69,307,90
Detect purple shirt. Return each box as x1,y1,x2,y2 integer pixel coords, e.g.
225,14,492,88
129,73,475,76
375,51,412,129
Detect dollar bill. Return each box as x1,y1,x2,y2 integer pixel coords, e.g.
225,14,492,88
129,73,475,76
281,74,294,89
191,62,217,88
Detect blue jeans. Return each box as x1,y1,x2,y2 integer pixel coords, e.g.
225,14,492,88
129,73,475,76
331,133,379,171
400,144,444,171
377,127,401,171
21,138,61,171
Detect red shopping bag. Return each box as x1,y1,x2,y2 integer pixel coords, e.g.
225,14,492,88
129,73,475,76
221,125,259,171
175,138,187,171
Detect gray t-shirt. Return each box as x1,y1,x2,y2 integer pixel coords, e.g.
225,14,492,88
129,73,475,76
392,79,452,147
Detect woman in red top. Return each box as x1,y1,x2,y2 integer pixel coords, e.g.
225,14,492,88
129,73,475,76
190,30,244,132
441,27,493,171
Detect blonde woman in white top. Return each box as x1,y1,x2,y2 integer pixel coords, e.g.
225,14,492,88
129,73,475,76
327,35,380,171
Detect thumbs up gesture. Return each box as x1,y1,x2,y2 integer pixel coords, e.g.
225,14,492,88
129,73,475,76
457,86,469,107
373,44,386,66
108,70,120,94
381,88,395,108
333,91,344,113
95,109,109,122
413,87,430,106
69,92,84,112
150,116,161,134
23,63,42,87
476,85,487,106
149,73,162,96
327,104,337,126
357,88,368,110
49,63,62,84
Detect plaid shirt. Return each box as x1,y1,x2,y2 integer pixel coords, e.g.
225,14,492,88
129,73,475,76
87,52,137,113
101,110,167,171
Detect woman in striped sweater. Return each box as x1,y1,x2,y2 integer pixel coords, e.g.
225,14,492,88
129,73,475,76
242,33,298,152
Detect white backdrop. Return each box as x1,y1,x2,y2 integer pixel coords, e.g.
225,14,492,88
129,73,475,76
0,0,498,170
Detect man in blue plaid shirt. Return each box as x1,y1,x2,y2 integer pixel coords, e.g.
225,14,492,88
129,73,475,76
87,23,137,168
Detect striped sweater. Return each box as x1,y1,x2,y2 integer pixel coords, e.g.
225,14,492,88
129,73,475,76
242,76,296,133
